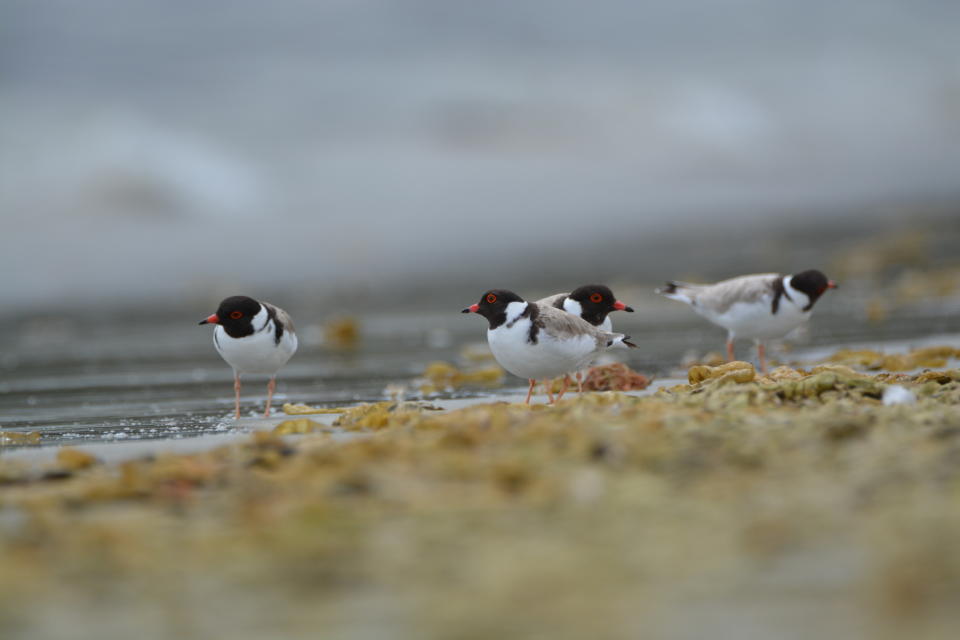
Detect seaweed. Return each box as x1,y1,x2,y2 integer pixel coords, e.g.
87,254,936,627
2,364,960,638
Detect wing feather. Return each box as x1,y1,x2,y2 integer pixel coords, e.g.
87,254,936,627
691,273,780,314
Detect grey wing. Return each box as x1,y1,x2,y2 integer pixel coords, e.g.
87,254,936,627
263,302,296,333
536,304,606,346
535,292,569,309
695,273,780,314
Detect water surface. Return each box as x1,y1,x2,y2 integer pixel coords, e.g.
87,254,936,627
2,295,956,447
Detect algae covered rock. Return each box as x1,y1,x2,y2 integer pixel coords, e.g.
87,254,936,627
688,361,755,385
829,345,960,371
283,403,347,415
273,418,326,435
56,447,98,471
0,431,41,446
418,361,504,394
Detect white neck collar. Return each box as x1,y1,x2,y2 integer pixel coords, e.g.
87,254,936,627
563,298,583,318
503,301,529,326
783,276,808,307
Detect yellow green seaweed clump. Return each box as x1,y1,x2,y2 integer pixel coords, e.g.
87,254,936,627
417,360,504,394
0,431,41,447
829,345,960,371
688,360,756,385
282,403,347,415
273,418,326,435
55,447,98,471
332,400,442,431
323,316,360,350
666,361,960,409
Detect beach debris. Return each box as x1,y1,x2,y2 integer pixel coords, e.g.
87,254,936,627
581,363,651,391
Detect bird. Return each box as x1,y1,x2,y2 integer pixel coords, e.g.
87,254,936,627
656,270,836,372
462,289,637,403
536,284,635,391
199,295,298,419
536,284,634,332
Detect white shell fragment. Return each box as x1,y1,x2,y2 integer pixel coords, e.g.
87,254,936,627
882,384,917,406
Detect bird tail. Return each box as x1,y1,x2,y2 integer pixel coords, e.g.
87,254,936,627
606,334,638,349
656,281,698,305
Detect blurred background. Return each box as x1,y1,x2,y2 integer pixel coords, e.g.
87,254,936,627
2,0,960,438
2,0,960,311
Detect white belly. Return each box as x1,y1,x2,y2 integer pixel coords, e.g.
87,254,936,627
488,322,598,380
214,326,298,375
702,300,809,340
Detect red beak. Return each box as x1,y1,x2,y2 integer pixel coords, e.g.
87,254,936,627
199,313,219,325
827,281,838,289
613,300,634,312
461,304,480,314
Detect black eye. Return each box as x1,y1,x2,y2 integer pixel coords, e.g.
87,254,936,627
230,311,243,320
486,293,497,304
589,293,603,303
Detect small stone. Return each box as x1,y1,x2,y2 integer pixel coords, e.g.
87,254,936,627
882,385,916,406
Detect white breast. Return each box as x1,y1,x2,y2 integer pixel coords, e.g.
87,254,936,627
214,308,298,375
487,302,599,380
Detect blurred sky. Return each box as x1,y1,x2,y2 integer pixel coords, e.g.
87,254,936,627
2,0,959,310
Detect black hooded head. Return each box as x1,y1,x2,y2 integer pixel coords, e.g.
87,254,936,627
199,296,263,338
462,289,525,329
789,270,836,311
567,284,634,326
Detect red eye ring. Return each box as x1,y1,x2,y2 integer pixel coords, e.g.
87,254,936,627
229,311,243,320
590,293,603,303
486,293,497,304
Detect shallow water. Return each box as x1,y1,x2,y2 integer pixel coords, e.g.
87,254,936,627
1,295,957,447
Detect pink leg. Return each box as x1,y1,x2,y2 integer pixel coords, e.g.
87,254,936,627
525,379,536,405
726,340,735,362
264,377,276,417
757,343,767,374
556,376,570,401
576,371,583,393
233,373,242,419
546,383,555,404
